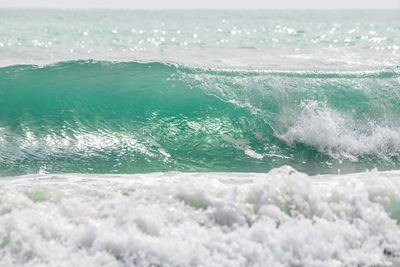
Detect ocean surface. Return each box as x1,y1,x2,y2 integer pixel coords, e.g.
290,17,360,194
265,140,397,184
1,9,400,266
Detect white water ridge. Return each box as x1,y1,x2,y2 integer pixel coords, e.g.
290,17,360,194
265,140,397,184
1,167,400,266
278,100,400,160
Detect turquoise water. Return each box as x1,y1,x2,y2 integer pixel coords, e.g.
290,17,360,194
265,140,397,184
1,9,400,266
1,10,400,176
1,60,400,176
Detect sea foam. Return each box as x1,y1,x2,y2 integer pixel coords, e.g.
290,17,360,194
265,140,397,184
1,167,400,266
278,100,400,160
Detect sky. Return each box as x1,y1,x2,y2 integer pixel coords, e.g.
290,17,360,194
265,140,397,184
1,0,399,9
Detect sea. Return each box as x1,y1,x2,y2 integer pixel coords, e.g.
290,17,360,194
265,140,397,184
0,9,400,266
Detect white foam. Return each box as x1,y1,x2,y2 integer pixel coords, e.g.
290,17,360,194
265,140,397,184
278,100,400,160
221,134,263,159
1,167,400,266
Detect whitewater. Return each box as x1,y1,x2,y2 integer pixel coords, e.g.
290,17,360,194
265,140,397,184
1,9,400,266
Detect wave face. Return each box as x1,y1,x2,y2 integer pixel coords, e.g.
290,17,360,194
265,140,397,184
1,60,400,175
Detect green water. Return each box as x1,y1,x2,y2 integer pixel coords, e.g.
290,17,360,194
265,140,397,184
0,60,399,175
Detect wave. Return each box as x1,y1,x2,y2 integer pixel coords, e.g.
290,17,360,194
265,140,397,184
0,60,400,175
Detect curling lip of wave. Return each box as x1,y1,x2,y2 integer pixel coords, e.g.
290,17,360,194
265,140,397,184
2,59,400,79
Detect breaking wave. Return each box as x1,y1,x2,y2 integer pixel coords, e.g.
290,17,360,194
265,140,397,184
0,60,399,175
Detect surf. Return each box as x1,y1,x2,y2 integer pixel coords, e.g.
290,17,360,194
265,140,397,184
1,167,400,266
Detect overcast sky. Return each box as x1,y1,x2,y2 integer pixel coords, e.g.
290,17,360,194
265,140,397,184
1,0,399,9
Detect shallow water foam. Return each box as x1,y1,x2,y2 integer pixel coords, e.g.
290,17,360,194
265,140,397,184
1,167,400,266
